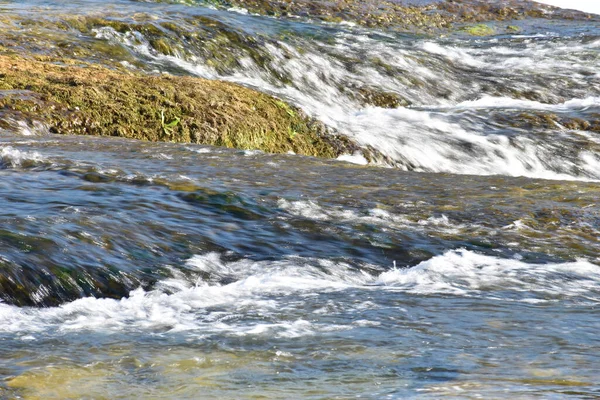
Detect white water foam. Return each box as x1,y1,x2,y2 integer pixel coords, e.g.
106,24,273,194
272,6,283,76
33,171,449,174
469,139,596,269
1,250,599,337
277,199,464,234
351,106,600,180
337,152,369,165
0,146,46,168
435,96,600,112
376,249,600,300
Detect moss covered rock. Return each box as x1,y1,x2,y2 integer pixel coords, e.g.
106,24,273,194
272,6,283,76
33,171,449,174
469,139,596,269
0,55,364,158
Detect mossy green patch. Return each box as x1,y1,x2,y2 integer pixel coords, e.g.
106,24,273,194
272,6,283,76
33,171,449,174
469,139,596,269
460,24,495,36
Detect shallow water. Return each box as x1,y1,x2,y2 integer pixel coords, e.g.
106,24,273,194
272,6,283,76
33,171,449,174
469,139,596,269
1,0,600,398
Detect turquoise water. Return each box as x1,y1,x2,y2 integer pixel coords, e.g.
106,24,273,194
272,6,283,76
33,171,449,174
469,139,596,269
1,1,600,398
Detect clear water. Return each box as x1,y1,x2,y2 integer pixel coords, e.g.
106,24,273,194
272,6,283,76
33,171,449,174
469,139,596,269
1,1,600,398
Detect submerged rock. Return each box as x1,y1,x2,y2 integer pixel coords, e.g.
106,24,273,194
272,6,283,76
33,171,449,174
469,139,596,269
356,87,411,109
0,55,369,159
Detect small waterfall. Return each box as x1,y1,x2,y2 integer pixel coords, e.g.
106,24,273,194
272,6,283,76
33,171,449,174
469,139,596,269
88,14,600,180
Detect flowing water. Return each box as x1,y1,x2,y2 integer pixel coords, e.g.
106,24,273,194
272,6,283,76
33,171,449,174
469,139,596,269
1,0,600,398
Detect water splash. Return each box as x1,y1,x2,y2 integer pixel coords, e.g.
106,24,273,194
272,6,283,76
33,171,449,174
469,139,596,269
1,250,599,337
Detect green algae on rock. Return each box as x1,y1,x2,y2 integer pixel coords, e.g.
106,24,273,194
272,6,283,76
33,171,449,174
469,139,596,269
459,24,495,36
0,55,363,158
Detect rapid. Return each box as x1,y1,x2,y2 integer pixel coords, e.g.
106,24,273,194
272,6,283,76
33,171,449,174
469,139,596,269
1,0,599,398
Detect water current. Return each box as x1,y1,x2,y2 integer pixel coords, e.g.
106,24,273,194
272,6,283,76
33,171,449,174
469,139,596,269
1,0,600,398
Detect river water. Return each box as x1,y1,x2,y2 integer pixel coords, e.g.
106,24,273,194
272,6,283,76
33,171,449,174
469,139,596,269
1,0,600,398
